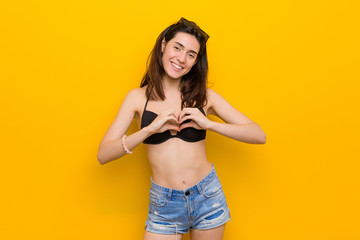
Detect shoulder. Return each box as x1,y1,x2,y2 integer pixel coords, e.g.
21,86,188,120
206,88,220,100
125,87,145,98
206,88,224,105
123,87,148,103
121,87,147,112
205,88,240,117
205,88,223,115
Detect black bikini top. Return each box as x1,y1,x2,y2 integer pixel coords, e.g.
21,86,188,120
140,98,207,144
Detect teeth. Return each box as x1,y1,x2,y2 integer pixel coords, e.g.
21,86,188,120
172,63,182,69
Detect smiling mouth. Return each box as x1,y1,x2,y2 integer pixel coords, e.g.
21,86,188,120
171,62,183,70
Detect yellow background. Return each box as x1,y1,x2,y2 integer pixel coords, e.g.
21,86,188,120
1,0,359,239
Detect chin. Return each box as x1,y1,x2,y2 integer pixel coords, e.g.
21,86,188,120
165,68,185,80
166,73,182,80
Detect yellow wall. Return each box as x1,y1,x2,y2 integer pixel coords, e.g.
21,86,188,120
1,0,359,239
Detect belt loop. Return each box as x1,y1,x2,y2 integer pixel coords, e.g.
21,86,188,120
196,183,203,195
168,189,172,199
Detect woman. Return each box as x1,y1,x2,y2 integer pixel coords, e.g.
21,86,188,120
97,17,266,240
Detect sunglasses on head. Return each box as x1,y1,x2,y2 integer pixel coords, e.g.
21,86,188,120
174,17,210,42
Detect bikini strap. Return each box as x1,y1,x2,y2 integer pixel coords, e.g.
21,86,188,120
143,86,153,112
143,97,149,112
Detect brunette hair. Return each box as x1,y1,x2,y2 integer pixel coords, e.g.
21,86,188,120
140,17,210,108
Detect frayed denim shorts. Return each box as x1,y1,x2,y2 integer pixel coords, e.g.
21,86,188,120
145,164,231,235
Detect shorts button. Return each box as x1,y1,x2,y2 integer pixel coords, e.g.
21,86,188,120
185,191,190,196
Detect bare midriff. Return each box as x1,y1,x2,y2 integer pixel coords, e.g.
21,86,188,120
145,138,212,190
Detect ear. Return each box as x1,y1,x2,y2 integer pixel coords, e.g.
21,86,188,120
161,37,166,53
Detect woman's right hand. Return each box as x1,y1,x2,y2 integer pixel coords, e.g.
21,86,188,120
147,109,180,134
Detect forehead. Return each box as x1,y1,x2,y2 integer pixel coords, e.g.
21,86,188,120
169,32,200,53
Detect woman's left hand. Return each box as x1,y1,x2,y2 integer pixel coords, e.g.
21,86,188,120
178,108,212,131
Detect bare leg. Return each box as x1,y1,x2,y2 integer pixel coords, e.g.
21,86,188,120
190,224,226,240
143,231,183,240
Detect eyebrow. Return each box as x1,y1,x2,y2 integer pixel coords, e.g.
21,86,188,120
174,42,198,55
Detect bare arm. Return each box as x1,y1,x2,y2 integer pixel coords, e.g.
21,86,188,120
207,89,266,144
97,89,151,164
97,128,153,165
179,89,266,144
207,121,266,144
97,88,181,165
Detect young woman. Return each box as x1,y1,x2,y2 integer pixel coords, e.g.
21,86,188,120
97,17,266,240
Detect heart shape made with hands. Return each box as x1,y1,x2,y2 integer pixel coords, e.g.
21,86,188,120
168,114,192,136
172,113,192,127
176,108,207,128
174,112,200,132
150,108,206,134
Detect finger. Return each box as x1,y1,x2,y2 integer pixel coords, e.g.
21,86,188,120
158,125,179,133
170,108,180,116
179,108,200,120
180,111,201,123
179,122,200,131
166,114,179,123
179,108,191,119
165,108,177,115
159,122,180,132
179,115,193,123
179,111,194,122
152,115,178,132
165,109,180,120
163,115,179,126
166,123,180,132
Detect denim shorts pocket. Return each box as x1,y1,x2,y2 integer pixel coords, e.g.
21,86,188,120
203,179,223,198
149,189,167,207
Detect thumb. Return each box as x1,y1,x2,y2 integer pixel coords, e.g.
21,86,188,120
179,122,196,131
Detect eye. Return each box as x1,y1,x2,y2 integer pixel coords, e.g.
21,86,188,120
189,54,195,58
174,46,180,51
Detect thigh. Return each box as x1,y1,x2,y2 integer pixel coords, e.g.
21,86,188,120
190,224,226,240
143,230,183,240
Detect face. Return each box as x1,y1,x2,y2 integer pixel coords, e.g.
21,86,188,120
161,32,200,81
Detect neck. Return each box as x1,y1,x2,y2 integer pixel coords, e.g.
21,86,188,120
162,75,181,94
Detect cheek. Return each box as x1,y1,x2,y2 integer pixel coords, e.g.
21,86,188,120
161,50,170,62
188,60,197,69
162,50,174,63
166,50,177,59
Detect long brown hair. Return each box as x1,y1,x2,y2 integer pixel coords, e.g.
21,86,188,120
140,17,210,109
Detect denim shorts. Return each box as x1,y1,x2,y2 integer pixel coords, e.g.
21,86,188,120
145,165,231,235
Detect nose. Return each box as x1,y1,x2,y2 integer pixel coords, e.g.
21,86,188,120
177,52,186,64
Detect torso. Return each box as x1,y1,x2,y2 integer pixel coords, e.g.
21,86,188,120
134,87,213,190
